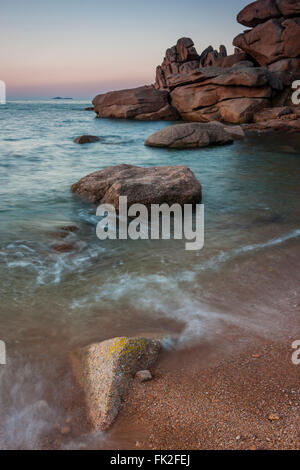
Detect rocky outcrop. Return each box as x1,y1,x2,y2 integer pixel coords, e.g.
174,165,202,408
92,86,179,121
169,66,275,123
144,122,236,148
71,337,161,430
71,164,202,207
237,0,300,27
233,17,300,67
90,1,299,127
245,110,300,132
153,35,288,123
74,135,99,144
233,0,300,108
154,38,247,91
233,1,300,78
253,105,292,121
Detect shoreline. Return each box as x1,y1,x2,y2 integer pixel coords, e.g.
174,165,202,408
102,240,300,450
106,333,300,450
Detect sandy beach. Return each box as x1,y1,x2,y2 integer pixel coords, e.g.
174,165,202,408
103,240,300,451
107,335,300,450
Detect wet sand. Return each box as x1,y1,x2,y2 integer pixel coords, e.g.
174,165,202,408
107,332,300,450
5,240,300,450
104,241,300,450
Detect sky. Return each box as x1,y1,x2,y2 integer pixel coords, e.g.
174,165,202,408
1,0,250,100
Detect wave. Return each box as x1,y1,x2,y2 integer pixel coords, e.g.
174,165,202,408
68,227,300,345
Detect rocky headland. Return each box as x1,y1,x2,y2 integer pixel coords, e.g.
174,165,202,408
92,0,300,132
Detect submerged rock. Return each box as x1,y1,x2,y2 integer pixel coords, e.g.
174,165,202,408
70,337,161,430
71,164,202,207
74,135,100,144
58,225,79,233
52,243,76,253
144,122,234,148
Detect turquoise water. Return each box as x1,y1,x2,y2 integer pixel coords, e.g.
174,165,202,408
0,100,300,448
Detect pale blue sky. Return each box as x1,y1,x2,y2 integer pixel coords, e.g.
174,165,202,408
1,0,249,99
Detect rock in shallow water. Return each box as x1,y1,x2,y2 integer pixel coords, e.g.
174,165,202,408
144,122,236,148
70,337,161,430
71,164,202,207
74,135,100,144
92,85,180,121
52,243,76,253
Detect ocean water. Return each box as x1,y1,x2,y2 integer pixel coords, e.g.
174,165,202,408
0,100,300,448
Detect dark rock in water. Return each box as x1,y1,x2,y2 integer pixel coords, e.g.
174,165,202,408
84,107,94,111
52,244,76,253
70,336,161,430
74,135,100,144
252,213,285,225
92,85,180,121
59,225,79,233
144,122,235,148
71,164,202,208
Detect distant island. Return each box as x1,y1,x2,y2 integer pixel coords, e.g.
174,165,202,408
52,97,73,100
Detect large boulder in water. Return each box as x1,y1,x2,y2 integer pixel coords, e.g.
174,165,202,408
71,337,161,430
92,85,180,121
71,164,202,208
144,122,236,148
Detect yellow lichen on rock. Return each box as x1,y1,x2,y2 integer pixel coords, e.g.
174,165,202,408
70,336,161,430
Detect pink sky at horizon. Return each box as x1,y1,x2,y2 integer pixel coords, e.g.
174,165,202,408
1,0,249,99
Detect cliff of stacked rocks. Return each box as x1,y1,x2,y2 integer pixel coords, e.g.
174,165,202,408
92,0,300,128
